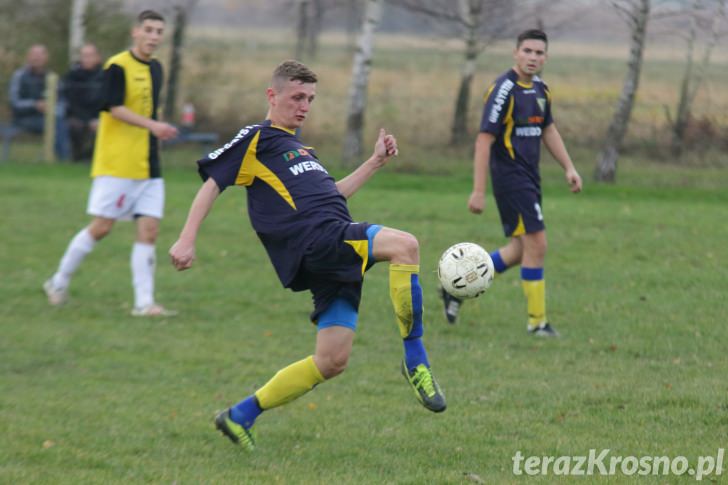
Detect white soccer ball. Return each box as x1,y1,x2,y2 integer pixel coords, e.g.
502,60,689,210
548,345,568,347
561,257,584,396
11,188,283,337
437,242,495,299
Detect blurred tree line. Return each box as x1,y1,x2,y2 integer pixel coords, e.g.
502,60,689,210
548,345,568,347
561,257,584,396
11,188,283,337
1,0,726,181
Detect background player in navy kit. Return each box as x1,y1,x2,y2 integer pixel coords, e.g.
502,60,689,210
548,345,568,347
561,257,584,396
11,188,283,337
169,60,445,451
441,29,582,336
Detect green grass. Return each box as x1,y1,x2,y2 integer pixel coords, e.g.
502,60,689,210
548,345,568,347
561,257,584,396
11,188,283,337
1,155,728,484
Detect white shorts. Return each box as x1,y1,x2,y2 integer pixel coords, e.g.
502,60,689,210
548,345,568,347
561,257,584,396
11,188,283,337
87,176,165,220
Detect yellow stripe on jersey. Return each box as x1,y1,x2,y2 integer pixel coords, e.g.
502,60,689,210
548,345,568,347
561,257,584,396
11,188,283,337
483,84,495,102
236,130,297,210
92,51,155,180
503,97,516,159
344,240,369,276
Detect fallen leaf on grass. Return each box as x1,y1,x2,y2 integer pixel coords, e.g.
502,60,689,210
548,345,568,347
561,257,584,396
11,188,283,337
463,472,485,483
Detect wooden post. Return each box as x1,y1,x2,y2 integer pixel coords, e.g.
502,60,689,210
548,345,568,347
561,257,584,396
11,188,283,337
44,72,58,162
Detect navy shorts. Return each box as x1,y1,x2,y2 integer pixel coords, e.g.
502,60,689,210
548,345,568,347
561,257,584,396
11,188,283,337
494,189,545,237
291,221,379,323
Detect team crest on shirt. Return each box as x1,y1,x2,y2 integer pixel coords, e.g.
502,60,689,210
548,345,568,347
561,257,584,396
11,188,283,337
537,97,546,113
282,148,312,161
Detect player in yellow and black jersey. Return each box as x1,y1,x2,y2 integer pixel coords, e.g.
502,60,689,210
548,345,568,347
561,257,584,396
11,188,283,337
91,47,164,179
44,10,179,317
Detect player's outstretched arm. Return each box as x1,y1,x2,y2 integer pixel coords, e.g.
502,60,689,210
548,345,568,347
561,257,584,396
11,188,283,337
169,178,221,271
542,124,582,193
469,132,495,214
336,128,398,199
109,105,179,141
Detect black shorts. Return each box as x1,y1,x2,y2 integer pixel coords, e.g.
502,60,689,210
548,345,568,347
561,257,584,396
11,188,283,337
290,221,377,322
494,189,545,237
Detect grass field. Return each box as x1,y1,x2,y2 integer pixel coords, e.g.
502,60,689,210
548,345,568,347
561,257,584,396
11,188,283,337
2,152,728,484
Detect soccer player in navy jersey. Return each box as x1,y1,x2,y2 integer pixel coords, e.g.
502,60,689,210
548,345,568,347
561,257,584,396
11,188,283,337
169,60,445,451
440,29,582,336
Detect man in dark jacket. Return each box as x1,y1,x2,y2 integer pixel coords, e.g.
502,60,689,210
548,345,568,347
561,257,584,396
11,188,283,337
63,44,104,161
8,44,70,159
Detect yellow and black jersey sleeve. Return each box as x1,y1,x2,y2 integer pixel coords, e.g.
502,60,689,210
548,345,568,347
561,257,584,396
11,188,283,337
91,51,163,179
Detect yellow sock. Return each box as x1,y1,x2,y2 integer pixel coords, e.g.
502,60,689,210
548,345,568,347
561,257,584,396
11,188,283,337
389,264,422,338
521,279,546,328
254,356,325,410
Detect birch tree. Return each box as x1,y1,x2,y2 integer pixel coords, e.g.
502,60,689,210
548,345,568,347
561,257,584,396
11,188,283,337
451,0,484,144
295,0,310,60
306,0,324,59
293,0,326,60
594,0,650,183
342,0,382,165
666,0,725,157
164,0,198,123
69,0,88,63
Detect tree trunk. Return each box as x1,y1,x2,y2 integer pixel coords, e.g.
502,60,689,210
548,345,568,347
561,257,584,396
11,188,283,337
343,0,382,165
164,5,188,123
594,0,650,183
306,0,323,60
450,0,482,145
68,0,88,64
295,0,310,60
670,0,724,157
670,0,699,157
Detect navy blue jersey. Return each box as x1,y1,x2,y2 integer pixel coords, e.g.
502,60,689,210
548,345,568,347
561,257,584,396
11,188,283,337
197,120,352,287
479,69,553,195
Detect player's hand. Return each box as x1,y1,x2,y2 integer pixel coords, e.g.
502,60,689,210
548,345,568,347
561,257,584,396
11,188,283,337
152,121,179,141
35,100,46,113
169,239,195,271
373,128,398,165
566,168,582,193
468,191,485,214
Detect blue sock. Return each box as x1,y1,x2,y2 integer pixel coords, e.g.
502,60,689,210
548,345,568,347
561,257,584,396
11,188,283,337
229,395,263,429
490,250,508,274
403,273,429,370
404,337,430,371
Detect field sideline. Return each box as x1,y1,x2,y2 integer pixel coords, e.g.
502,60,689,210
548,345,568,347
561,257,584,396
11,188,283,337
2,157,728,484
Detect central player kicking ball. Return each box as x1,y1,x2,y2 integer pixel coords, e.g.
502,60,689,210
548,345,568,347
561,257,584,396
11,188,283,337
169,60,446,451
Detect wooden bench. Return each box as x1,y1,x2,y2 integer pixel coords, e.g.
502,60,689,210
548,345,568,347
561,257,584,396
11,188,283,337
1,123,25,162
164,129,220,155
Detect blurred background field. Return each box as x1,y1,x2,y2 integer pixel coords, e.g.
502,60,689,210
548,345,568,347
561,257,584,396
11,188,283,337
1,0,727,168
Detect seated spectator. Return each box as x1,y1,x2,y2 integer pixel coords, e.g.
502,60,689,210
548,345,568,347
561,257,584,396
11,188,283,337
8,44,70,160
63,44,104,161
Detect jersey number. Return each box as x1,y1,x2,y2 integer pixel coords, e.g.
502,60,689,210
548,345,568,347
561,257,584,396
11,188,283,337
534,202,543,221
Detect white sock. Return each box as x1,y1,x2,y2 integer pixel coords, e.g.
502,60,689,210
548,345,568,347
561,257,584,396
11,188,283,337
131,242,156,309
52,228,96,289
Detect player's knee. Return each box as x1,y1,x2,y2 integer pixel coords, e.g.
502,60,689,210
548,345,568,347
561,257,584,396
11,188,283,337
533,236,547,258
317,349,350,379
137,225,159,244
88,220,113,240
523,233,547,260
396,232,419,264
